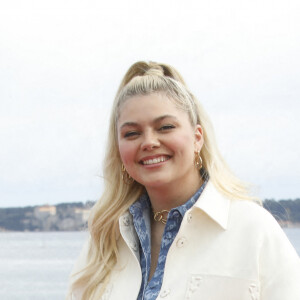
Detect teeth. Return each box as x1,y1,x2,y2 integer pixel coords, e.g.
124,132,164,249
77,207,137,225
143,156,168,165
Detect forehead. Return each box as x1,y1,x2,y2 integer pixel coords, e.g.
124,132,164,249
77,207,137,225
117,93,190,126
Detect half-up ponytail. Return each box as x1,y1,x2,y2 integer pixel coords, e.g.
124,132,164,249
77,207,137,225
116,61,186,95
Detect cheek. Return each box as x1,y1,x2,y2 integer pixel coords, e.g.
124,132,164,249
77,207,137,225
168,136,196,164
118,142,137,165
170,134,195,153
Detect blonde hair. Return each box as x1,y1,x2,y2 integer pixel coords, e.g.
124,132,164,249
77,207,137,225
70,61,256,299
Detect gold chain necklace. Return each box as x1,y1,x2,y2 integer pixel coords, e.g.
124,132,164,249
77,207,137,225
153,210,170,224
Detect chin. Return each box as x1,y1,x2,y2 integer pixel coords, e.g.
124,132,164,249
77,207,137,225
140,178,171,189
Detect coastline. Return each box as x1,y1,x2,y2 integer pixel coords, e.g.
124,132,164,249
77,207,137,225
278,221,300,228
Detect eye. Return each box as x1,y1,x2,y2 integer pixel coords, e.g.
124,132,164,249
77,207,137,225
159,124,175,131
124,131,139,138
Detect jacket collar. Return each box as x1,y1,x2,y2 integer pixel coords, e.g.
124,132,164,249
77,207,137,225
193,181,231,230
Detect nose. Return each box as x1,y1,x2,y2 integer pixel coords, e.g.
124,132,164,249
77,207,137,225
141,130,160,151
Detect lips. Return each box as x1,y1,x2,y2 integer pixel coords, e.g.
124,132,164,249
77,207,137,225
140,155,170,165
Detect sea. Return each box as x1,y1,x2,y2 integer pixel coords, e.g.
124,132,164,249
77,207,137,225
0,229,299,300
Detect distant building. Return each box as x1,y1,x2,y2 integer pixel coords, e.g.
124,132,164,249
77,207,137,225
34,205,57,219
74,208,90,223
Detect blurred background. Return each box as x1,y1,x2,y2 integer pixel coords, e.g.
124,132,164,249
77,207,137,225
1,0,299,208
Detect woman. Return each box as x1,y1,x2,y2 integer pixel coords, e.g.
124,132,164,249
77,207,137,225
68,61,300,300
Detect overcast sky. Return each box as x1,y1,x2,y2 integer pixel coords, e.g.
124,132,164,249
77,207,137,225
0,0,299,208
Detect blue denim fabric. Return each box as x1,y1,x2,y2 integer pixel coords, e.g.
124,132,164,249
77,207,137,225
129,178,208,300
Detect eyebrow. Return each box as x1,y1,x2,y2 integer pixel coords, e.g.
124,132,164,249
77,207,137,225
119,114,178,130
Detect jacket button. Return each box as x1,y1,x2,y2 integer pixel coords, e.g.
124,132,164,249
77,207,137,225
122,216,130,226
176,237,187,248
187,213,192,223
130,242,138,252
159,289,170,298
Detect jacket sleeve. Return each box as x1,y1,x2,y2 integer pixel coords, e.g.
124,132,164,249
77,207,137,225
259,214,300,299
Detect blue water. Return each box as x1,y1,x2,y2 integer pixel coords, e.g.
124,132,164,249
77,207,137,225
283,228,300,256
0,229,299,300
0,231,88,300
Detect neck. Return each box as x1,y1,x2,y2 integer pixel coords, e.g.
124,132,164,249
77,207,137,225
146,173,203,212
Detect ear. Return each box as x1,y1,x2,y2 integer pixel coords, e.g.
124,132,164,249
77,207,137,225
194,124,204,152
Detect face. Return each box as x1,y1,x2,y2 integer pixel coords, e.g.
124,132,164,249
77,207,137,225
117,93,204,190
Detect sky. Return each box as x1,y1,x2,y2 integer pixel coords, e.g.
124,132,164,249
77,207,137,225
0,0,299,208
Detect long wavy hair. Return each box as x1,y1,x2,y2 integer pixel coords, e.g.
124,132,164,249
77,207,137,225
69,61,256,299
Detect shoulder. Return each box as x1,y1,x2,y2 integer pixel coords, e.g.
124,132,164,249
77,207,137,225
229,198,299,260
230,199,277,228
229,198,288,243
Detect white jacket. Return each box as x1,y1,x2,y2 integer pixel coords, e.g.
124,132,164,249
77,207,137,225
70,182,300,300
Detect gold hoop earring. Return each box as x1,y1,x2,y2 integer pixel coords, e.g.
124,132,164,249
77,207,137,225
194,150,203,170
121,164,134,185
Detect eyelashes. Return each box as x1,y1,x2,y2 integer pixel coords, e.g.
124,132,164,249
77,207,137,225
123,124,176,139
124,131,139,138
159,124,175,131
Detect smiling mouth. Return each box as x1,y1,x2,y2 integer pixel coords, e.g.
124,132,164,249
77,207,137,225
141,156,170,165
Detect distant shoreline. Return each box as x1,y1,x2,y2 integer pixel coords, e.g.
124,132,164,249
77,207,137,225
278,222,300,229
1,199,300,232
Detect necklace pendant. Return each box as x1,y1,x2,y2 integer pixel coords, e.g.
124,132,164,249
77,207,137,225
153,210,169,224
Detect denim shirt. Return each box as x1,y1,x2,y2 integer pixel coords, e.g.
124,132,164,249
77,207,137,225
129,178,208,300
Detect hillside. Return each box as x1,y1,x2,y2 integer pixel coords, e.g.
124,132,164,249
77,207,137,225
0,199,299,231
